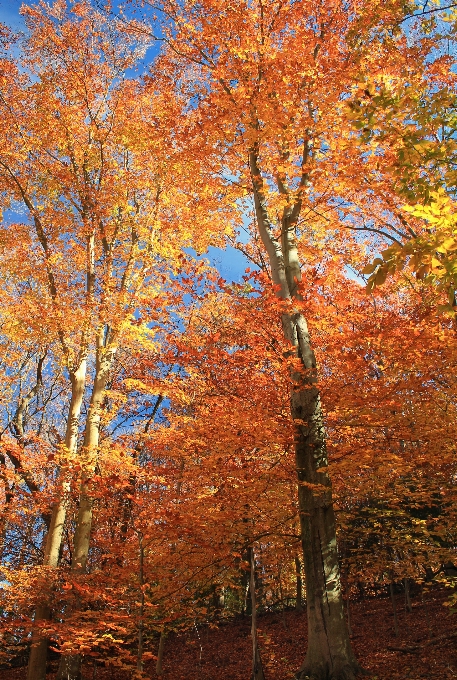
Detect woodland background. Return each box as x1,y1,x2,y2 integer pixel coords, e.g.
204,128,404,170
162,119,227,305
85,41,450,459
0,0,456,678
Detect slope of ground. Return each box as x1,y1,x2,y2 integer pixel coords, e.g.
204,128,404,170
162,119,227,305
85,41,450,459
3,585,456,679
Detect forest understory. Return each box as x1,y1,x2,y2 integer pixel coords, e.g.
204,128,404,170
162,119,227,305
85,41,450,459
3,586,456,680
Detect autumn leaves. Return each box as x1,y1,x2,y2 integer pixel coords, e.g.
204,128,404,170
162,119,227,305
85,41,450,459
0,2,456,680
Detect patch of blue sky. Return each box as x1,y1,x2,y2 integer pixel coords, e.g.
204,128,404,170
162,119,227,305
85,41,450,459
0,0,26,31
202,244,250,283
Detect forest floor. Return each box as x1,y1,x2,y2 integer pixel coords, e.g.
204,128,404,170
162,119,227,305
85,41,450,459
3,585,457,680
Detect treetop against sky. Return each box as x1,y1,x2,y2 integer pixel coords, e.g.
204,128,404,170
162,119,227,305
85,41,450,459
0,3,456,680
0,0,251,283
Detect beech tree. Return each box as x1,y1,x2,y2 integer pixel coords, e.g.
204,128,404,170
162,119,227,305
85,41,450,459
0,1,456,678
124,0,450,676
0,4,236,678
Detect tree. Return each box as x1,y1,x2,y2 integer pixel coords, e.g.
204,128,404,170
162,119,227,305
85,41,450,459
126,0,441,675
0,1,456,677
0,4,229,677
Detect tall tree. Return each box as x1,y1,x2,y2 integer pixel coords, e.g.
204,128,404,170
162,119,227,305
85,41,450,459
0,4,230,677
130,0,438,676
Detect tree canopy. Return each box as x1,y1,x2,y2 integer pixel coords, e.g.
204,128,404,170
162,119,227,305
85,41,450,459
0,2,456,680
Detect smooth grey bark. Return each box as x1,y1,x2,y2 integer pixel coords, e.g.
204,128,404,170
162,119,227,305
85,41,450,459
56,331,117,680
291,316,358,680
249,146,359,680
27,360,87,680
71,335,116,574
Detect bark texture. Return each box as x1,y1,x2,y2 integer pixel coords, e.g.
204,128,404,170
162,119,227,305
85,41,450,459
249,145,359,680
27,361,86,680
295,555,304,612
249,547,265,680
289,312,359,680
56,333,116,680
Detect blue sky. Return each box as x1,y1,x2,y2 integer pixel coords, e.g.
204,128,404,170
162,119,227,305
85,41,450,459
201,245,250,282
0,0,25,30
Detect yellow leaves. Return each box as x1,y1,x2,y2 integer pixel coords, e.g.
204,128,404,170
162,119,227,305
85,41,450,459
124,378,166,395
403,190,456,225
436,237,456,254
412,139,435,153
363,192,457,302
430,256,442,272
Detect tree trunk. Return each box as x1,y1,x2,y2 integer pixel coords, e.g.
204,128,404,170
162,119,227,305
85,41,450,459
292,341,358,679
390,581,399,637
0,452,14,562
295,555,304,612
137,533,145,675
278,566,288,630
249,146,359,680
242,548,252,616
345,578,352,639
249,547,265,680
156,629,166,677
210,583,225,618
27,361,87,680
56,332,116,680
404,577,412,613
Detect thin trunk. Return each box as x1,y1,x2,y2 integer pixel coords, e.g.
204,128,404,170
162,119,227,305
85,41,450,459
156,629,166,677
421,586,432,639
390,582,399,637
346,579,352,638
211,584,225,618
137,533,145,675
57,331,116,680
357,582,365,601
249,145,359,680
249,547,265,680
243,548,252,616
295,555,303,612
27,361,87,680
0,453,13,561
404,577,412,613
278,567,288,630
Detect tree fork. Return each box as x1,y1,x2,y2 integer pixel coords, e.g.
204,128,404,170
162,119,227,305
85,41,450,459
249,142,360,678
27,362,86,680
